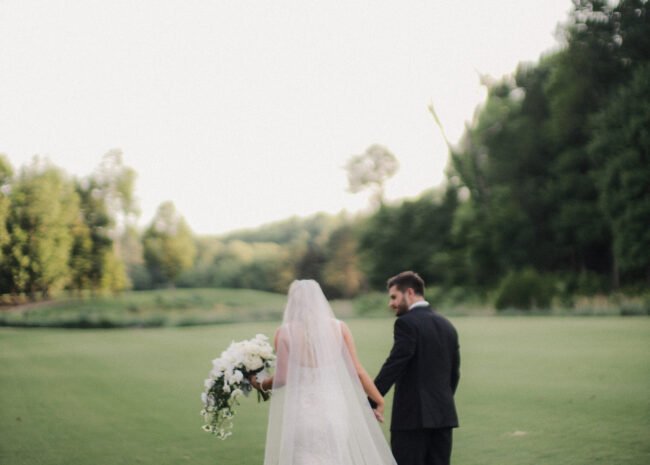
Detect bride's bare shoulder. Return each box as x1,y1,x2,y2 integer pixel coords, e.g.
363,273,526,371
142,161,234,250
337,319,353,338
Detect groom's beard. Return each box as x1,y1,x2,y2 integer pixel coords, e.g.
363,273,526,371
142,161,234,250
395,298,409,317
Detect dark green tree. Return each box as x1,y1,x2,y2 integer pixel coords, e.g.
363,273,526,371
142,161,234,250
589,64,650,285
68,206,94,293
70,151,138,294
72,178,116,293
445,0,649,291
544,0,649,277
94,150,138,290
0,155,12,267
3,159,79,298
143,201,196,286
358,187,458,289
448,62,557,283
322,224,364,298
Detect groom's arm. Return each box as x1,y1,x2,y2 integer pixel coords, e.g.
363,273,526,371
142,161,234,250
451,332,460,395
374,317,416,397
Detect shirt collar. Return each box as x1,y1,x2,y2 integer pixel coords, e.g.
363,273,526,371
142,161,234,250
408,300,429,310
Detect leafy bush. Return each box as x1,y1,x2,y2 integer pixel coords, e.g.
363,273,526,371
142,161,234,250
494,269,555,311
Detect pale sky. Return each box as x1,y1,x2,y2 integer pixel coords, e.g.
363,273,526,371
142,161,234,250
0,0,572,235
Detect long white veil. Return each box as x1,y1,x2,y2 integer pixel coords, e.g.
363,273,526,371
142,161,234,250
263,280,395,465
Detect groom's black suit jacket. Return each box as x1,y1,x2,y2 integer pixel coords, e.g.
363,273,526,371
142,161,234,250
375,305,460,431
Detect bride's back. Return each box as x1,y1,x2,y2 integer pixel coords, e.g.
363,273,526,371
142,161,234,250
278,318,343,368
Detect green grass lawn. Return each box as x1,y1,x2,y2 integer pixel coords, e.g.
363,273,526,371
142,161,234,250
1,317,648,465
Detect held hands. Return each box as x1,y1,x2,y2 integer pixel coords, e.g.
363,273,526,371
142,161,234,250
367,395,385,423
373,402,385,423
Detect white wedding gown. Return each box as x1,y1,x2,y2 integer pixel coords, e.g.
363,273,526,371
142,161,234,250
291,366,349,464
263,280,396,465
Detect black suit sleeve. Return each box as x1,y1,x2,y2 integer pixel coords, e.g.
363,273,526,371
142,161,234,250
374,317,416,396
451,334,460,394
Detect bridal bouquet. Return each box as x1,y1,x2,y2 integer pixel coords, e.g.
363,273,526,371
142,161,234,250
200,333,275,439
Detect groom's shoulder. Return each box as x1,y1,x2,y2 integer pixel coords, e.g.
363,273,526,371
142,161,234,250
421,305,456,327
430,309,459,335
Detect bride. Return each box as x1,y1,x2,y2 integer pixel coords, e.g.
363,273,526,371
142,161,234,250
249,279,396,465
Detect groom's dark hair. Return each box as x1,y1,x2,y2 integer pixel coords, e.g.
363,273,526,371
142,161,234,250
387,271,425,296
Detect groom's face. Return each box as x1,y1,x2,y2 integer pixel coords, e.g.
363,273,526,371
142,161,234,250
388,285,409,316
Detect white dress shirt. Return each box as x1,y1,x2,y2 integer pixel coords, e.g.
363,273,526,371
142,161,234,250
408,300,430,310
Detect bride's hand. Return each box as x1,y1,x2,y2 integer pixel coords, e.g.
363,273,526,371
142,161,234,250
248,375,261,390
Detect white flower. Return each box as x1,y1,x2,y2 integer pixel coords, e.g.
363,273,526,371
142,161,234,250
204,378,215,389
230,388,243,399
259,349,274,360
244,354,264,371
224,370,237,385
256,370,270,383
212,358,225,372
231,370,244,384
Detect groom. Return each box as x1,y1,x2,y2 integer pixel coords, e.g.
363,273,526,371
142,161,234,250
373,271,460,465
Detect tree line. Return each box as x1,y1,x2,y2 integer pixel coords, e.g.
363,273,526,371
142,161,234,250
0,151,364,300
1,0,648,307
0,151,137,299
360,0,650,306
